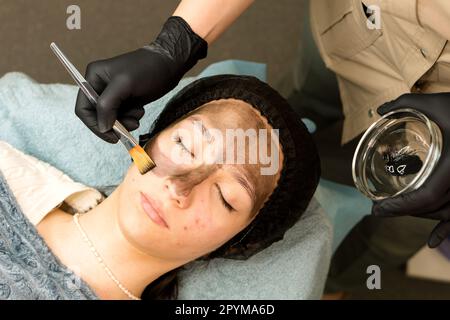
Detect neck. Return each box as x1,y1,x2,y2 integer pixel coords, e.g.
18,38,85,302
50,185,183,300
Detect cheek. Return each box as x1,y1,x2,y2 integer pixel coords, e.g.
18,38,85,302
181,212,210,232
122,163,141,188
117,166,168,246
176,212,237,255
116,202,152,254
179,196,211,233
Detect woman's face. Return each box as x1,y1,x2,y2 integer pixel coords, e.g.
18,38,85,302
117,99,283,263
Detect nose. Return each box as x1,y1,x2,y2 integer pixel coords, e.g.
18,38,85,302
164,178,192,208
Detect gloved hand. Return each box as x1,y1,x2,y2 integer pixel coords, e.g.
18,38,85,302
75,16,208,143
372,93,450,248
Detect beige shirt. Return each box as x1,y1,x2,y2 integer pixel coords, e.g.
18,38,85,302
0,140,104,226
310,0,450,144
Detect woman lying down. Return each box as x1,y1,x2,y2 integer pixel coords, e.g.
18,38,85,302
0,75,320,300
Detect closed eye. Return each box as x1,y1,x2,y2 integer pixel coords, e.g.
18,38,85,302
174,134,195,158
215,183,234,212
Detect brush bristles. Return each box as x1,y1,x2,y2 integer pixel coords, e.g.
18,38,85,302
129,145,156,174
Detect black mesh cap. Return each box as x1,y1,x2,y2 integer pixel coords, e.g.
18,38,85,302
138,75,321,260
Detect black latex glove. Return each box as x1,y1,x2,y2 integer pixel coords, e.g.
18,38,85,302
75,16,207,143
372,93,450,248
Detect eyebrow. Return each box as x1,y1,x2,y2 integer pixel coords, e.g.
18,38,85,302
230,167,256,209
190,117,214,144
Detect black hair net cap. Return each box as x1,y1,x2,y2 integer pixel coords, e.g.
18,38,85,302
139,75,321,260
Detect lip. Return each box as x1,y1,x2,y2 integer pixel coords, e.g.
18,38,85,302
140,191,169,229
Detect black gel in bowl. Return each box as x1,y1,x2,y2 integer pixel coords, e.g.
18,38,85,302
352,108,442,200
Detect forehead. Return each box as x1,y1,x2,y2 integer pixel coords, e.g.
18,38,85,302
193,99,268,130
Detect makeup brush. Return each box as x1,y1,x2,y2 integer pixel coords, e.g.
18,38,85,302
50,42,156,174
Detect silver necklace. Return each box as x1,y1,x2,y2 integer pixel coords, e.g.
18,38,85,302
73,213,141,300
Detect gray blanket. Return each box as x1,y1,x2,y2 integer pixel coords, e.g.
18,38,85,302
0,169,98,299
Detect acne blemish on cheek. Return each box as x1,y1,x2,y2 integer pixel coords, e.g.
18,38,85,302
184,226,188,231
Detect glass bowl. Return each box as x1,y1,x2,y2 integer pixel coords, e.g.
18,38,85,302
352,108,442,200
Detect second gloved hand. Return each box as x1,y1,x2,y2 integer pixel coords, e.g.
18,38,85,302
372,93,450,248
75,16,208,143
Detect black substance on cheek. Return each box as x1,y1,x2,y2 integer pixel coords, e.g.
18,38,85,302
382,147,423,176
145,135,218,195
168,163,218,196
